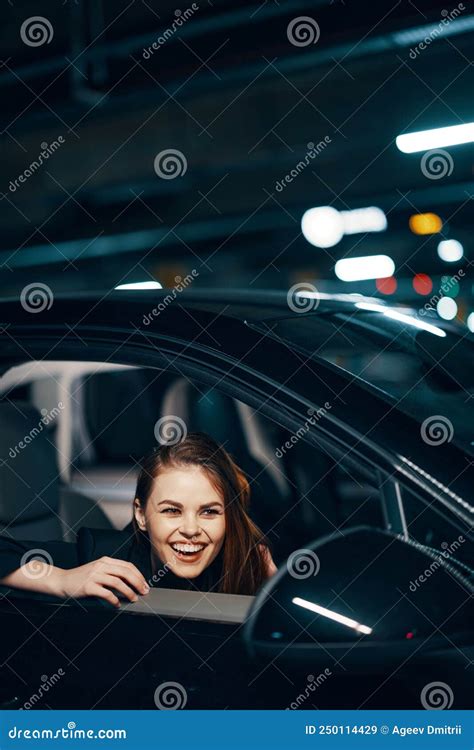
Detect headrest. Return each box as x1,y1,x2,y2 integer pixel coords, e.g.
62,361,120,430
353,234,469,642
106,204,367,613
161,379,248,461
83,369,175,462
0,401,61,538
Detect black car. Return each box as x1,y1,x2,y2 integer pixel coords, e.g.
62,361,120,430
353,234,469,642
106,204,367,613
0,288,472,710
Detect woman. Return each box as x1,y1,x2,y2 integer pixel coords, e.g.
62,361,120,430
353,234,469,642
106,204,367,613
0,433,277,607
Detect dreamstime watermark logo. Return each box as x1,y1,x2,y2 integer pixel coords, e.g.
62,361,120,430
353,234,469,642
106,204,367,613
143,4,199,58
420,681,454,710
409,4,466,59
409,535,465,592
286,670,332,709
420,415,454,446
9,137,65,193
148,561,173,587
20,283,54,313
419,269,464,316
20,669,66,710
287,549,320,579
276,404,331,458
20,549,53,580
9,403,64,459
8,725,127,740
287,17,320,47
275,138,331,193
20,16,54,47
142,270,199,325
154,415,187,445
420,149,454,180
154,149,187,179
287,282,320,313
154,681,188,709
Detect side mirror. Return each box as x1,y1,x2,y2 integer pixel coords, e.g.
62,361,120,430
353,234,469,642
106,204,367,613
243,527,473,671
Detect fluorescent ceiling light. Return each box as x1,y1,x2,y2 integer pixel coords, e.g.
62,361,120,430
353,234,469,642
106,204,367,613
302,206,387,248
356,302,447,337
335,254,395,282
115,281,163,290
396,123,474,153
302,206,344,248
437,239,464,263
392,15,474,46
340,207,387,234
293,596,372,636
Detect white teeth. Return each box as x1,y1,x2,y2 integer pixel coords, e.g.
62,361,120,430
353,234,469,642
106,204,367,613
171,543,205,553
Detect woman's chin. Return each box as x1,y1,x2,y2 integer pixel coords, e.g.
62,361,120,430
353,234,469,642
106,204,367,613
170,558,209,578
173,566,203,578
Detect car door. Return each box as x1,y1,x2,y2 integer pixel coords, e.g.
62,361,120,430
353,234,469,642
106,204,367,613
0,445,400,711
0,303,472,709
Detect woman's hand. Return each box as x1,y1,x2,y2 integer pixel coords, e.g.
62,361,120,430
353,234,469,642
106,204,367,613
1,556,150,608
56,557,150,607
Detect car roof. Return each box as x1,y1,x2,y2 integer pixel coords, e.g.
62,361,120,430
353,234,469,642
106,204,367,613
113,288,379,318
95,287,403,319
0,286,454,330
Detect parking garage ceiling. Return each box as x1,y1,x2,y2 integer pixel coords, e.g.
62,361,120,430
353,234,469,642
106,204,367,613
0,0,473,296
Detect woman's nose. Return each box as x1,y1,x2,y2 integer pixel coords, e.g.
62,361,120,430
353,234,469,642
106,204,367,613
179,514,200,537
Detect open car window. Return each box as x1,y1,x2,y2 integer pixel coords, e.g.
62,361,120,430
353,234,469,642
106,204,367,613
0,358,391,616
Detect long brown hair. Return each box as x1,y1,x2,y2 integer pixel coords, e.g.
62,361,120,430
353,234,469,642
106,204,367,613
132,432,270,595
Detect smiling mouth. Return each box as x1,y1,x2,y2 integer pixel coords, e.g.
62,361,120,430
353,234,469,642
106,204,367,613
170,542,207,562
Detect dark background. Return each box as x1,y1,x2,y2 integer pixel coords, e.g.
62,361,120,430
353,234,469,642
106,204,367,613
1,0,473,320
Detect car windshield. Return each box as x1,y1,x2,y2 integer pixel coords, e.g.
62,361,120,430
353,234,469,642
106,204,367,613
248,310,474,457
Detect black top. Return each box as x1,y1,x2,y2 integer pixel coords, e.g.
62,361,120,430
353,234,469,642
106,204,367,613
0,523,225,594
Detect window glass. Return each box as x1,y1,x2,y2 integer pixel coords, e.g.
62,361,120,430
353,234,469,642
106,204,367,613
403,489,474,570
249,314,474,456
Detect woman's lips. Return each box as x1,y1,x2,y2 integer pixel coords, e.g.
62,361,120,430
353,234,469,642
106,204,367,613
169,543,207,563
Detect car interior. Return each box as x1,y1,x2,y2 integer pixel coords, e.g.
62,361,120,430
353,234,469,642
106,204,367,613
0,360,386,568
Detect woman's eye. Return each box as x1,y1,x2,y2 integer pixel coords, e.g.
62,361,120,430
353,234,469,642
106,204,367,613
201,508,220,515
161,508,180,514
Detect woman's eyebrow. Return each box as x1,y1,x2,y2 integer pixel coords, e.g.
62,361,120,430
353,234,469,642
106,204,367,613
157,499,224,508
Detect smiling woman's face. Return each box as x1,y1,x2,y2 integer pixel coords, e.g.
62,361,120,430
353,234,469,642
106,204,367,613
134,465,226,579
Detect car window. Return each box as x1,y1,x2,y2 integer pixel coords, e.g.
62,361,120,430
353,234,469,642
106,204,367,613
0,359,388,581
403,488,474,570
248,314,474,456
58,362,388,560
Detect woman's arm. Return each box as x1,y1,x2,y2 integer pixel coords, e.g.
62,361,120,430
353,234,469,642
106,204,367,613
0,537,149,607
1,562,68,596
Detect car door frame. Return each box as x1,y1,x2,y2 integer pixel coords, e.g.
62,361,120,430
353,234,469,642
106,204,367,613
1,320,472,539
